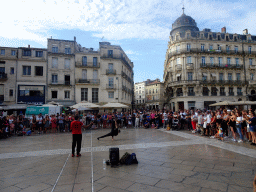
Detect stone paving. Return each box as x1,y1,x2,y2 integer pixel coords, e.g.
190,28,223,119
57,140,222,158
0,128,255,192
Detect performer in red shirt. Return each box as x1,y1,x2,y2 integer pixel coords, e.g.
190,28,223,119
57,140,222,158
70,116,93,157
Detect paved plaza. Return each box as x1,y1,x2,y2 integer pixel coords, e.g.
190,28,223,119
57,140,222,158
0,128,256,192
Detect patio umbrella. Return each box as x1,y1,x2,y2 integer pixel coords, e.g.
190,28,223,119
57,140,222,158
209,100,234,106
229,101,256,105
100,102,129,108
71,102,100,109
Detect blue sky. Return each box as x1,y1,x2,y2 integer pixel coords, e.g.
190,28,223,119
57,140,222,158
1,0,256,83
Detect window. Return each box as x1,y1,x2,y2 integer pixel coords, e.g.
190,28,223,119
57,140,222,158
23,66,31,75
139,90,141,94
202,74,207,81
210,57,214,65
52,47,58,53
217,45,221,50
81,88,88,101
187,56,191,64
237,88,242,95
65,75,70,85
10,67,14,75
64,91,70,99
235,58,239,66
234,46,238,53
108,92,114,98
188,87,194,95
36,51,43,57
219,73,224,81
92,88,99,103
188,72,193,81
218,57,222,66
82,69,87,79
35,66,43,76
176,57,181,64
236,73,241,81
65,48,71,54
149,90,151,94
52,91,58,99
64,59,70,69
209,45,213,50
228,73,232,80
146,89,148,94
82,56,87,66
229,87,234,95
93,57,98,66
227,57,231,65
52,74,58,83
156,89,157,93
226,46,230,52
187,33,190,39
201,57,205,65
136,86,138,89
249,46,252,54
187,44,191,51
220,87,225,95
201,44,205,52
11,50,16,56
9,89,13,97
108,50,113,58
0,49,5,55
52,57,58,68
23,49,31,56
108,77,114,88
176,45,180,53
249,58,253,66
153,89,154,93
251,73,254,80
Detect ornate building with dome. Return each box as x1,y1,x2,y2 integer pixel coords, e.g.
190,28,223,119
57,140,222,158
163,8,256,111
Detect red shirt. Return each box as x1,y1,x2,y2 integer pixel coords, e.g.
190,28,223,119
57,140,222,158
70,120,83,134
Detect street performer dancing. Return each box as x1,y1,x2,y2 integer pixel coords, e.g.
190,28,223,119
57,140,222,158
97,115,120,141
70,116,93,157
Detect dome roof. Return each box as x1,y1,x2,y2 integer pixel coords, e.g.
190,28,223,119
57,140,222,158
170,13,199,37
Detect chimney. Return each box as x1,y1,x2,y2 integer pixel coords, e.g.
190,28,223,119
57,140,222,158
221,27,226,33
243,29,248,35
74,36,76,41
28,45,30,48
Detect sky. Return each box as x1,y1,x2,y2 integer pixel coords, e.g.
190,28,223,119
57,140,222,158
1,0,256,83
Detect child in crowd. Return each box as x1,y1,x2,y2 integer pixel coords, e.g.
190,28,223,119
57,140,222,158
151,122,155,129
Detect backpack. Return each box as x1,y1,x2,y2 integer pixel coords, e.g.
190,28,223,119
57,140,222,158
120,152,130,165
125,153,138,165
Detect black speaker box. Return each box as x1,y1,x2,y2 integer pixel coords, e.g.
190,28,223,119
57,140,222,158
109,147,119,165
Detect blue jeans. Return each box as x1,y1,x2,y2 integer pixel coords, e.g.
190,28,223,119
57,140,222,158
236,124,243,140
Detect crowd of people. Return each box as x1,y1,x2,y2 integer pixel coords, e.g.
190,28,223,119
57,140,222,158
1,108,256,146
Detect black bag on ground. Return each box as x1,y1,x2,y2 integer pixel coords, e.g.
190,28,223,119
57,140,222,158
125,153,138,165
120,152,131,164
109,147,119,165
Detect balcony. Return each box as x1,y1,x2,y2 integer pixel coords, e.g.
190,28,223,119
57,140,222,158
76,79,100,85
168,80,200,87
229,92,235,96
200,63,243,70
101,54,132,71
176,92,183,97
0,73,7,81
121,71,128,80
75,62,100,68
188,92,195,96
186,63,194,70
106,69,116,75
122,85,128,92
49,81,71,86
245,51,256,56
201,80,248,86
106,84,116,90
237,92,243,96
249,65,256,70
168,48,243,60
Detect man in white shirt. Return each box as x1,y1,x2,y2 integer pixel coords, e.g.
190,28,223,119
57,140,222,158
36,113,43,134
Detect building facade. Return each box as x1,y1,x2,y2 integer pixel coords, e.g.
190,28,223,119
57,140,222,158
0,38,134,108
163,10,256,111
145,79,164,110
134,81,146,108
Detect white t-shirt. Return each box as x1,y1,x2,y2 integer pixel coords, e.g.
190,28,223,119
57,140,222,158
198,115,202,124
206,114,211,124
37,116,43,124
236,116,242,124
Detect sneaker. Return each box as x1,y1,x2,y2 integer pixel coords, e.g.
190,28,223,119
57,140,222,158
224,136,228,139
72,154,75,157
210,136,215,139
77,153,81,157
232,138,237,142
238,140,243,143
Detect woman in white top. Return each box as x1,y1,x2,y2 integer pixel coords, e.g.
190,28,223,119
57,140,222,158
236,111,244,143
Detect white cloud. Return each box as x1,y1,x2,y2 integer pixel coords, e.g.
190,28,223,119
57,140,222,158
0,0,256,47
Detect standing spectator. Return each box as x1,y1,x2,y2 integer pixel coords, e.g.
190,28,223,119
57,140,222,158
36,113,44,134
58,114,65,132
248,112,256,146
51,115,57,133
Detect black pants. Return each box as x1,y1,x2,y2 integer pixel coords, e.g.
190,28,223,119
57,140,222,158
72,134,82,155
98,132,114,139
